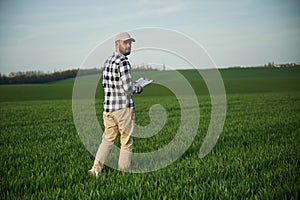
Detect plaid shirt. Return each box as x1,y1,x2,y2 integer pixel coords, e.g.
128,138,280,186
102,52,141,112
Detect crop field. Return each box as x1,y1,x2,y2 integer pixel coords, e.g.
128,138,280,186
0,67,299,199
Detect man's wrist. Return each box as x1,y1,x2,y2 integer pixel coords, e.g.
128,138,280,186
135,85,143,94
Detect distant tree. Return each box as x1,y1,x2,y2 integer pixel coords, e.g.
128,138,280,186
0,68,102,84
266,62,275,67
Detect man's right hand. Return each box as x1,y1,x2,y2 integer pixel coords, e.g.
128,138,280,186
137,85,144,94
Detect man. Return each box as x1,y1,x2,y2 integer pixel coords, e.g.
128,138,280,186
88,32,143,177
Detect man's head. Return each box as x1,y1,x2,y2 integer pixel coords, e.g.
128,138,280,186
115,32,135,56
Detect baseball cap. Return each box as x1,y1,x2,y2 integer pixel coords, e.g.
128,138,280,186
115,32,135,42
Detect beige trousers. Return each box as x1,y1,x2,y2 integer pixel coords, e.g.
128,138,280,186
93,108,134,172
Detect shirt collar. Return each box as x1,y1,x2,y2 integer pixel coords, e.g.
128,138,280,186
114,52,127,59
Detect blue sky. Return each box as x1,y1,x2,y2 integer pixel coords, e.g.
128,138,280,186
0,0,299,74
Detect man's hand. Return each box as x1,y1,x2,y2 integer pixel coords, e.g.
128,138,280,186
137,85,144,94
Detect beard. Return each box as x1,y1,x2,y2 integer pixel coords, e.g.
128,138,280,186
123,51,131,56
119,45,131,56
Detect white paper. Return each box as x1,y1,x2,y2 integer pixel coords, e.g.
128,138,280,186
136,77,153,87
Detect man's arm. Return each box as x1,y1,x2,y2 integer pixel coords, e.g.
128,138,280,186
119,58,143,94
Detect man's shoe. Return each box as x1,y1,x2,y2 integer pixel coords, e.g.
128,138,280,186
87,167,99,178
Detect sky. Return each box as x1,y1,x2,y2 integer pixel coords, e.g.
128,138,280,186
0,0,299,74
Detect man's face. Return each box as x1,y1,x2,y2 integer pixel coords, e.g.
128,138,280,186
117,40,132,56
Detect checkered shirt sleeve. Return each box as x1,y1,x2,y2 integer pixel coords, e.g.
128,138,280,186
102,52,141,112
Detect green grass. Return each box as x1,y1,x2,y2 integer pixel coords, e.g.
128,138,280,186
0,67,299,199
1,67,300,102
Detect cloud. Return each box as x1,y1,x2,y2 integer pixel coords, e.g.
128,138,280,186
154,3,187,15
120,1,188,20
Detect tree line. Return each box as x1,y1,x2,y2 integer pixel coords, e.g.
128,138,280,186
0,68,101,84
0,64,159,84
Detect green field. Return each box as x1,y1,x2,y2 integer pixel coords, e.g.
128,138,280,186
1,67,300,199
